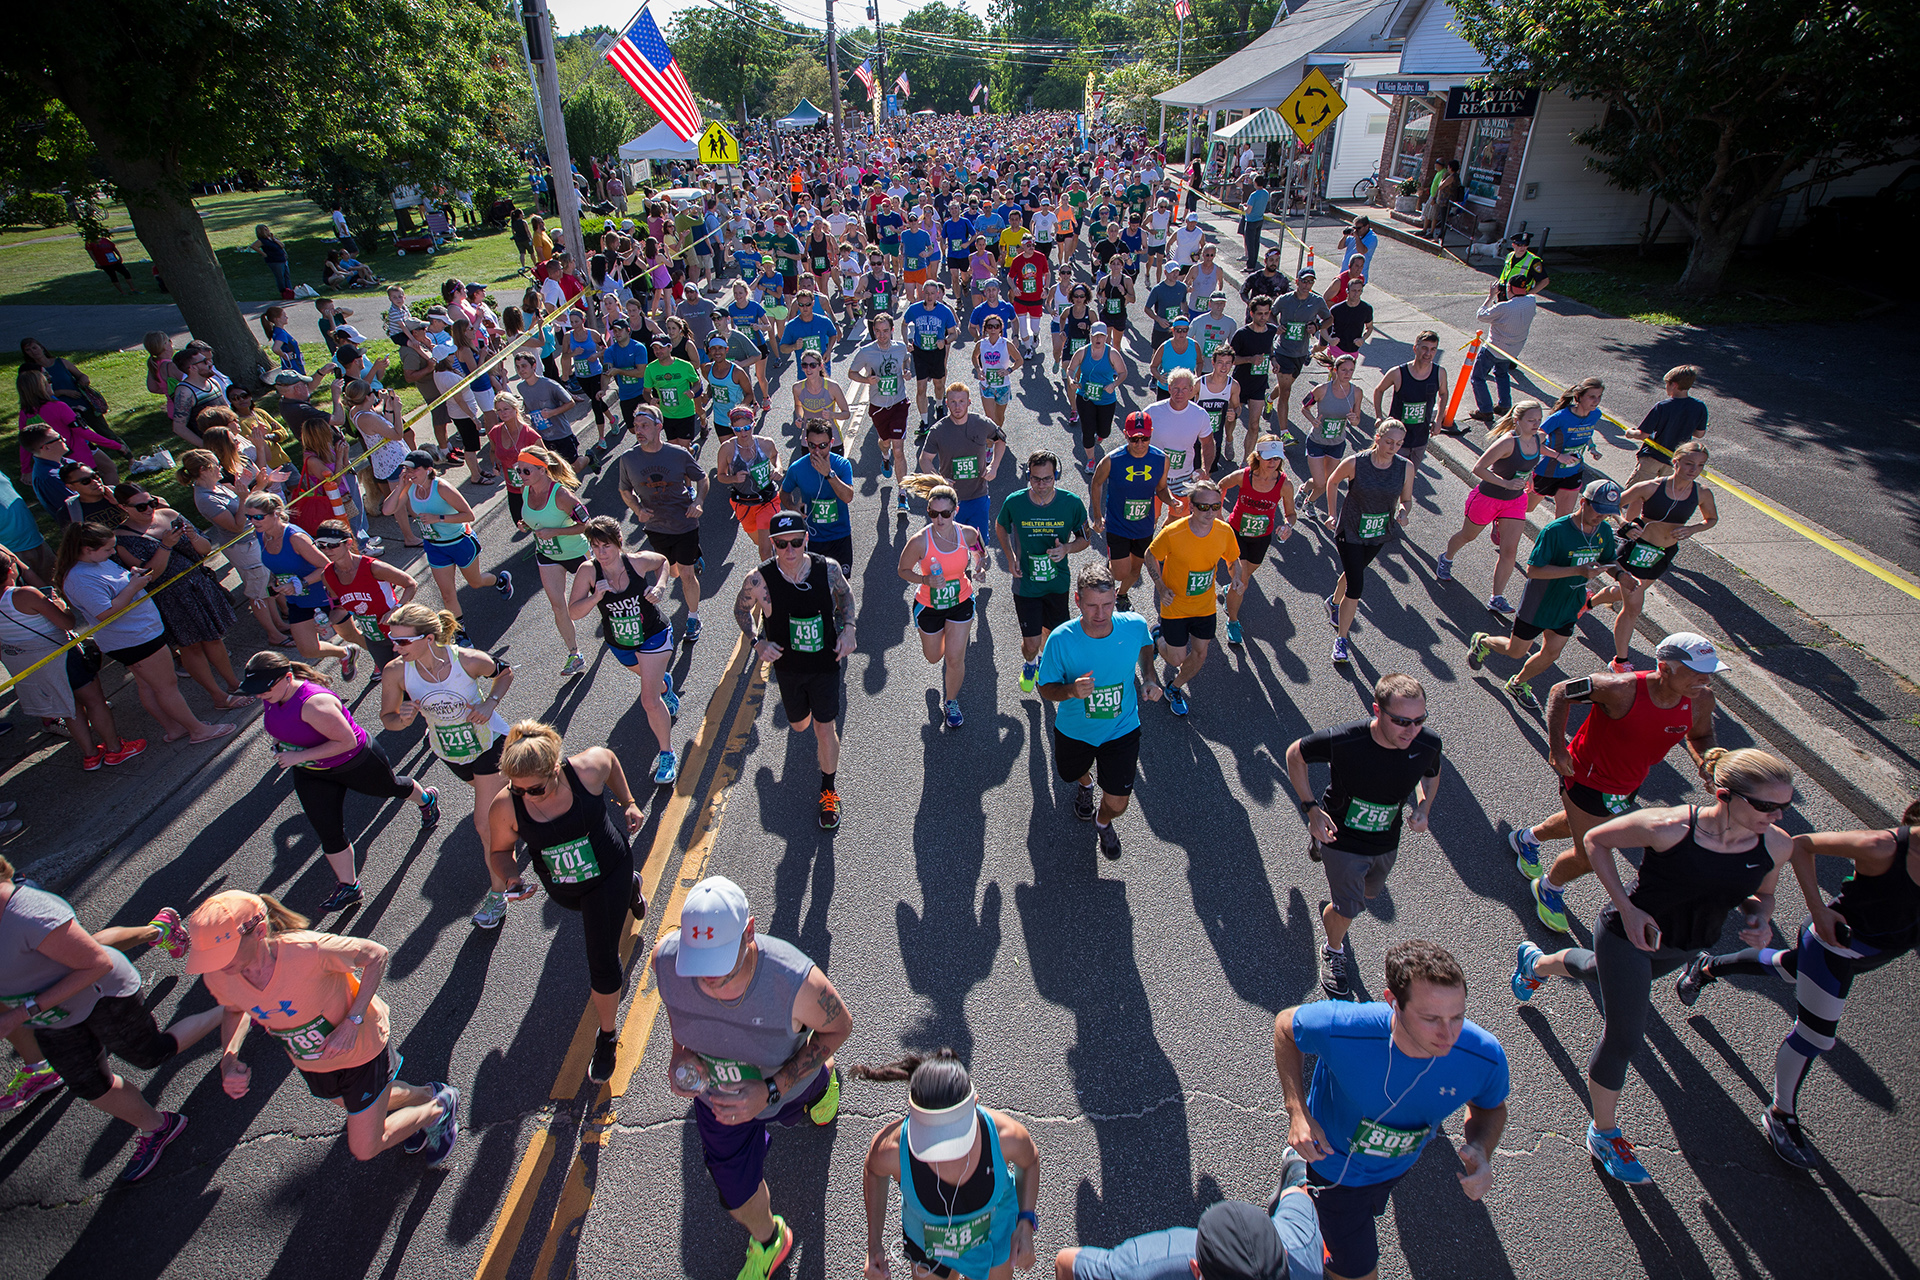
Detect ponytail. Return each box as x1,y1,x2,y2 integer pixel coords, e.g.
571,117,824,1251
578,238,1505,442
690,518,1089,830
501,720,564,779
384,601,458,644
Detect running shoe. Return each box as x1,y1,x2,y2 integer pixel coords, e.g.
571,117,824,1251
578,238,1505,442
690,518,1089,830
150,907,190,959
631,872,647,922
1512,941,1546,1002
1164,682,1190,716
1466,632,1492,670
1586,1123,1653,1185
809,1068,841,1125
494,569,514,599
1226,619,1243,645
1510,827,1544,879
1331,637,1351,664
1434,552,1453,582
1325,594,1339,629
319,881,363,914
881,456,893,479
471,889,509,929
1763,1107,1819,1170
1320,943,1352,1000
419,786,442,827
662,682,681,717
897,492,912,514
402,1113,431,1155
739,1216,794,1280
684,615,703,642
340,647,357,682
1117,591,1132,611
1073,783,1097,822
653,750,679,785
560,651,586,677
421,1083,461,1167
1097,822,1121,860
1609,658,1637,674
102,738,147,766
588,1029,618,1085
1531,876,1570,933
1504,677,1540,711
0,1062,60,1113
944,699,964,729
1577,590,1595,619
122,1111,188,1182
445,446,466,464
1020,660,1039,692
81,750,105,771
1674,951,1717,1006
362,537,385,555
504,879,538,902
1487,594,1515,615
819,789,841,831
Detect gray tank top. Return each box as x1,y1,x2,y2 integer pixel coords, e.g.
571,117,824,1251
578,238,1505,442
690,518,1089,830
1312,381,1362,446
655,933,821,1120
1338,451,1409,545
1477,431,1542,496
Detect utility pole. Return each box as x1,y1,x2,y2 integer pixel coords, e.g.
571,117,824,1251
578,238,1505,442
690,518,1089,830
825,0,847,166
519,0,585,271
871,0,885,138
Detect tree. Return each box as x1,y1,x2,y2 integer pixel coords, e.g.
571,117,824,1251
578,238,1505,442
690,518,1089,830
890,3,990,114
1098,59,1179,129
672,0,790,133
565,83,635,166
1453,0,1920,295
770,51,837,120
1,0,525,385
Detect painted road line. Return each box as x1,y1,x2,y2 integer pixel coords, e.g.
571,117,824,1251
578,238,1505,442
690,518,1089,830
471,636,751,1280
517,659,768,1280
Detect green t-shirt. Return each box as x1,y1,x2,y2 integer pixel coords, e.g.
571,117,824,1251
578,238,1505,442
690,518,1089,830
770,233,802,280
643,358,702,419
1124,183,1151,213
995,488,1089,598
1067,190,1088,210
1522,514,1617,630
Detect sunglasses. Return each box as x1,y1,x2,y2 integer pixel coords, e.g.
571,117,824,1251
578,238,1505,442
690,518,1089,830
74,474,102,485
244,512,270,522
1191,501,1222,511
1384,712,1428,728
314,538,350,549
772,536,806,549
507,779,553,798
928,508,955,519
801,361,821,368
127,499,159,511
388,632,427,645
1731,791,1792,814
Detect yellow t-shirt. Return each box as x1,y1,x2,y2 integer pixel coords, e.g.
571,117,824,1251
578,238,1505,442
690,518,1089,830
1149,515,1239,619
999,227,1029,264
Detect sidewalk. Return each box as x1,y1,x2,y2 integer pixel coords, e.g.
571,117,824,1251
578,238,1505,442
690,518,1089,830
2,300,348,354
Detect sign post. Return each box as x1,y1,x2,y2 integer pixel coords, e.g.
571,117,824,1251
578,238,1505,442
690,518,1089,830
1279,68,1347,274
698,121,740,167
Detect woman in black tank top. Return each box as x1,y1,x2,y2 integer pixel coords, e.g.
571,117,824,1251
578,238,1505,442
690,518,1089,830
569,519,679,776
485,722,645,1083
1512,748,1794,1185
1587,442,1718,670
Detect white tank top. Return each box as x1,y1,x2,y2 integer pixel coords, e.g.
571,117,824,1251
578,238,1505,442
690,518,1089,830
404,646,510,764
0,587,66,657
978,338,1010,390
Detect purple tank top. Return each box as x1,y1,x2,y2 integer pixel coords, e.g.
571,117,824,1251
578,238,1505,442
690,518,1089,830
263,679,367,769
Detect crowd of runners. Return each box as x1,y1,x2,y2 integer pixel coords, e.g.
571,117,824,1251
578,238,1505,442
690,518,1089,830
3,107,1912,1280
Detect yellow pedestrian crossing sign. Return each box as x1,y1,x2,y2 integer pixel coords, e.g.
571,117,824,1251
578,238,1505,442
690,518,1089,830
699,122,739,166
1280,68,1346,145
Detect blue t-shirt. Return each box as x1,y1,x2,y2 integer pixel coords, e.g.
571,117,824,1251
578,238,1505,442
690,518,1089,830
1065,1193,1323,1280
605,338,648,400
0,469,43,553
874,211,905,245
781,314,839,367
1036,613,1153,746
970,300,1016,333
994,202,1020,227
780,454,854,540
1292,1000,1509,1187
1244,187,1271,224
29,456,69,521
1121,227,1144,259
904,302,957,352
727,299,768,329
1536,406,1603,478
901,229,934,274
973,211,1005,239
943,218,975,258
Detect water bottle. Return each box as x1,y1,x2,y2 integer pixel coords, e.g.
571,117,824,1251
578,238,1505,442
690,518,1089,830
673,1060,707,1093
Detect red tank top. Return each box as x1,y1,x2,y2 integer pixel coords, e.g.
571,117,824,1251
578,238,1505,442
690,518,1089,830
323,556,398,625
1568,673,1693,794
1229,470,1287,540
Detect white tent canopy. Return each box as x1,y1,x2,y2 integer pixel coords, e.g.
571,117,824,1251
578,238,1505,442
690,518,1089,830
619,122,698,162
1155,0,1397,112
1212,108,1294,142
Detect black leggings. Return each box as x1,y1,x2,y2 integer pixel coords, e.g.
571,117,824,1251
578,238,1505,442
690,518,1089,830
38,994,179,1101
507,489,524,524
1564,926,1696,1092
1077,398,1116,449
451,416,482,453
547,846,636,996
292,746,417,854
1335,537,1384,599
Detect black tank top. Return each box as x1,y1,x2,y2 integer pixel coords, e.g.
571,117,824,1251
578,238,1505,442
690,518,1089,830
1603,807,1775,951
907,1112,995,1216
1639,477,1699,525
1389,361,1442,447
1832,827,1920,946
592,554,668,650
761,553,840,673
1061,309,1091,343
510,760,630,900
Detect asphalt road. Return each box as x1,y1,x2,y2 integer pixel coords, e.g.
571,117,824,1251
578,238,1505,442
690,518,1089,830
3,276,1916,1280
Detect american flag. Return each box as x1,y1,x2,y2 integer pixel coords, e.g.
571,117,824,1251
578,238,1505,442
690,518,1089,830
605,9,701,141
854,59,876,98
1174,0,1191,18
969,81,983,102
894,70,911,97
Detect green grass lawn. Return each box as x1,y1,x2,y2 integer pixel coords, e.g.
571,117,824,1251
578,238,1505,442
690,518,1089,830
0,188,529,307
1546,245,1883,327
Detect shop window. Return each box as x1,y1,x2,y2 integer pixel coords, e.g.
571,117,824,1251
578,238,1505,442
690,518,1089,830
1394,99,1432,180
1463,116,1513,204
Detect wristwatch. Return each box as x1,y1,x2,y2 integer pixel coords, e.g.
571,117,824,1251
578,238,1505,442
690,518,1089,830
1017,1210,1038,1232
22,997,40,1017
347,1012,364,1025
764,1078,783,1108
1298,798,1320,819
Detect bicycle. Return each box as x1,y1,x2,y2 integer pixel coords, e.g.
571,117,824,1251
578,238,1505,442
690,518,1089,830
1352,169,1380,202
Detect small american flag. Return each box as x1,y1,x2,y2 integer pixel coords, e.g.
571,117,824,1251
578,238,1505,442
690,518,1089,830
1174,0,1191,19
969,81,984,102
605,9,701,141
894,70,911,97
854,59,876,98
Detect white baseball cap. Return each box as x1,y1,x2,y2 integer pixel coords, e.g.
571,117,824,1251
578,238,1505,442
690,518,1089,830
674,876,751,976
1656,632,1729,673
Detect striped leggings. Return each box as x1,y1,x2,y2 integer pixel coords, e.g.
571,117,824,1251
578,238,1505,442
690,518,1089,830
1707,921,1908,1115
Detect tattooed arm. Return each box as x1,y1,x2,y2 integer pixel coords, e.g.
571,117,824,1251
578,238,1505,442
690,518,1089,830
824,558,858,659
771,967,853,1098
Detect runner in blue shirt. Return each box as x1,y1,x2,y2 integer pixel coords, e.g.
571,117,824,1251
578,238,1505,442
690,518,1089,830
779,287,841,376
972,206,1005,243
874,201,906,271
901,219,935,292
1534,377,1607,518
968,280,1016,343
1090,412,1167,610
903,287,960,420
1274,939,1509,1280
943,212,976,298
780,420,856,571
603,318,650,436
1036,562,1161,861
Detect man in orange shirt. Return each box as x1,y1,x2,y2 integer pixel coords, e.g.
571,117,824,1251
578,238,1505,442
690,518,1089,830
1143,476,1239,716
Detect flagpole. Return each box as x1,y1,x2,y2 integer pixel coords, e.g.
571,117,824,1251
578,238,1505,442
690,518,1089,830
521,0,587,272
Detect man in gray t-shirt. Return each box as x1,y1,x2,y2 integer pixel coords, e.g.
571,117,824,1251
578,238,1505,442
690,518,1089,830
1272,274,1333,433
1143,268,1191,346
917,385,1008,540
677,295,719,352
516,375,582,443
845,316,916,495
618,407,711,635
0,883,142,1033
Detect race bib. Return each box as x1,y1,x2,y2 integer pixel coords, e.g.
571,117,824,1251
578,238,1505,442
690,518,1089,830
1200,339,1223,358
1358,512,1391,540
1284,321,1306,342
1601,792,1634,815
1165,447,1187,470
1401,401,1429,425
273,573,303,596
1027,553,1059,583
608,609,649,647
1253,358,1271,376
1344,798,1398,832
535,533,563,560
923,1210,994,1259
1105,298,1123,316
0,994,68,1028
267,1012,337,1061
788,614,825,653
952,456,981,480
800,337,823,354
431,717,491,764
905,253,921,271
982,369,1007,388
1206,409,1225,433
813,255,829,271
1081,380,1108,401
1350,1116,1430,1159
616,372,644,388
808,498,839,525
748,460,773,491
1625,541,1664,570
873,291,891,309
540,834,601,885
660,387,680,407
1185,569,1212,595
698,1054,764,1086
353,613,385,645
1238,512,1270,537
1317,416,1348,444
878,374,901,397
917,331,938,350
928,578,961,610
1123,498,1151,523
1571,547,1601,567
1067,338,1088,358
1084,683,1124,719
